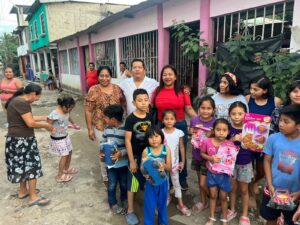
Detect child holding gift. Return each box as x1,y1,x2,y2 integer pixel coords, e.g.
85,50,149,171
201,118,234,225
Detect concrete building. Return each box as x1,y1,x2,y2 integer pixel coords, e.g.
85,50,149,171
10,5,31,79
54,0,300,95
25,0,129,84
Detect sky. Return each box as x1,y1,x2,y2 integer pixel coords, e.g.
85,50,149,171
0,0,146,36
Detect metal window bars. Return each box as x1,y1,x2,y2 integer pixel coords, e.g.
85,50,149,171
120,31,158,80
94,40,117,78
214,1,293,46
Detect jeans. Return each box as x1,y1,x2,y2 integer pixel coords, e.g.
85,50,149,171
107,166,128,207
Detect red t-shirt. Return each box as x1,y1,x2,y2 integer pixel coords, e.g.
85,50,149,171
86,70,98,88
153,87,191,122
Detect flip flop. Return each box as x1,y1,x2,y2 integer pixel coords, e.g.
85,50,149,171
63,167,78,174
56,174,73,183
28,197,50,207
18,188,40,199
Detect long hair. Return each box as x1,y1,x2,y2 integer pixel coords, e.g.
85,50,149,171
5,83,42,109
153,65,181,104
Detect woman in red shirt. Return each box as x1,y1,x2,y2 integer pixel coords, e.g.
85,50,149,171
152,65,196,190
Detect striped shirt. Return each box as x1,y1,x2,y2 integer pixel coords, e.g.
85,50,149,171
100,123,128,168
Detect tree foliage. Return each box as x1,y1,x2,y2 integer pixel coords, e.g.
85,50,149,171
0,33,19,75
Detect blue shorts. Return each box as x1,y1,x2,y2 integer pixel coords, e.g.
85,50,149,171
206,170,231,193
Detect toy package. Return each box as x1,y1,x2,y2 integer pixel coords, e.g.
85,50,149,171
100,140,118,169
267,189,296,211
211,142,239,175
191,125,211,149
141,157,167,186
241,113,271,152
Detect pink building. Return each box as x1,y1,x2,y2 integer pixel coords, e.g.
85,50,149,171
53,0,300,95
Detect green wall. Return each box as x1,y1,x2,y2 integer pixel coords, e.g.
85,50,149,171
29,4,49,51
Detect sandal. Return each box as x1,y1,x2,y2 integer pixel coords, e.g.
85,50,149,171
226,209,237,222
205,217,216,225
18,188,40,199
56,174,73,183
239,216,251,225
63,167,78,174
176,204,191,217
192,202,208,213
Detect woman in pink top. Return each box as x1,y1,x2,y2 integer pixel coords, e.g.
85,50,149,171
152,64,196,190
0,67,23,111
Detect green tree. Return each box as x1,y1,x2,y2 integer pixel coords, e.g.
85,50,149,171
0,32,19,75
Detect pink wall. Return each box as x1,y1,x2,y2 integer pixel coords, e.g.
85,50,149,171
91,6,158,43
58,39,77,50
163,0,200,28
79,34,89,46
210,0,284,17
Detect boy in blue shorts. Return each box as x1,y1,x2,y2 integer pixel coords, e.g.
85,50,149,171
125,88,153,225
261,105,300,225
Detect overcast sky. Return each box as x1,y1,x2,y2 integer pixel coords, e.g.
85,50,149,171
0,0,146,36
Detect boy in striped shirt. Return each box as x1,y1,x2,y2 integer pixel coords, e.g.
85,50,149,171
100,104,128,215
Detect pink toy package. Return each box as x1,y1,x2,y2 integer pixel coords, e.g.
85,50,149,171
212,142,239,175
241,113,271,152
191,125,211,149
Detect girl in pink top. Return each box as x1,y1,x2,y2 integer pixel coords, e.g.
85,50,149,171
201,118,233,225
0,67,23,111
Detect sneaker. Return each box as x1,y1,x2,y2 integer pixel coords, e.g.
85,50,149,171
176,204,191,216
126,212,139,225
226,209,237,222
181,183,189,191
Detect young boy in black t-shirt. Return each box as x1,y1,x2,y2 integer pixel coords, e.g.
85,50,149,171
125,88,153,225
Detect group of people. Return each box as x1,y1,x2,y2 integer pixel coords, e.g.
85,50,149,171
2,59,300,225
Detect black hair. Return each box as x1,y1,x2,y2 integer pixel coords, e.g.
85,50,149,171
103,104,124,122
57,95,75,108
211,118,231,139
89,62,95,66
131,58,145,69
97,66,112,77
5,83,42,109
285,80,300,105
217,73,242,95
153,65,181,102
145,125,165,145
280,105,300,124
198,95,216,110
228,101,248,115
120,62,127,67
162,109,177,120
249,75,273,98
133,88,149,101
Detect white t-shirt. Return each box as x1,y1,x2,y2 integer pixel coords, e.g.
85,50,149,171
162,128,184,167
212,93,248,120
118,76,159,114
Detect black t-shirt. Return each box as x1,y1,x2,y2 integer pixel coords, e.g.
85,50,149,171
125,112,153,156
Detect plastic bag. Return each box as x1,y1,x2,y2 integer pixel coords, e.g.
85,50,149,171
267,189,296,211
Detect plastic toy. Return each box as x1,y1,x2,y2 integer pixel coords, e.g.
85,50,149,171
100,140,118,169
267,189,296,211
141,157,167,186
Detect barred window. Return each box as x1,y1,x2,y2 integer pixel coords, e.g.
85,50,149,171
40,13,46,34
94,40,117,78
69,48,79,75
60,50,69,74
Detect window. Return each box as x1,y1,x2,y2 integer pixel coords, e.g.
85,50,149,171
69,48,79,75
60,50,69,74
121,31,158,80
30,25,34,40
40,13,46,35
94,40,117,78
34,20,38,39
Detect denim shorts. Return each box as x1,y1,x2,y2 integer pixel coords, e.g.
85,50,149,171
233,162,254,183
206,170,231,193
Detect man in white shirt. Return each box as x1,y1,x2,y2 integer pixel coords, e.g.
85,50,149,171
119,59,159,114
